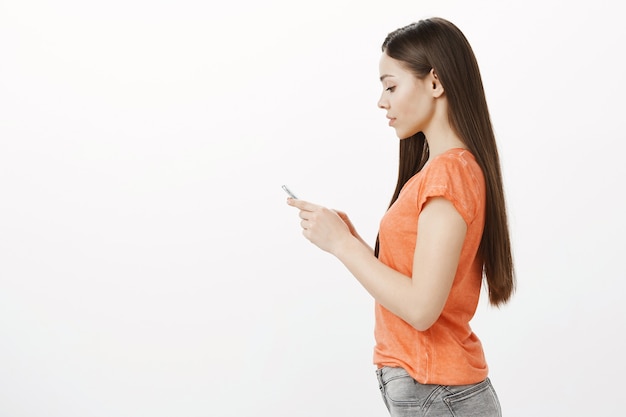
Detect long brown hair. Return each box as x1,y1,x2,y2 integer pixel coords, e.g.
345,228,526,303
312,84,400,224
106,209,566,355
375,18,515,306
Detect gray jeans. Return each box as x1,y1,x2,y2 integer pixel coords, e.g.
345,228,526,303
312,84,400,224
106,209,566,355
376,367,502,417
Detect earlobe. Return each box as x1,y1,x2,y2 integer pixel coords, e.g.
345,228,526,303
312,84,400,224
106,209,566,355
430,69,444,98
433,84,444,98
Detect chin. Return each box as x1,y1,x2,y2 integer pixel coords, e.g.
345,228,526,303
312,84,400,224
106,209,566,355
396,129,417,140
393,128,407,139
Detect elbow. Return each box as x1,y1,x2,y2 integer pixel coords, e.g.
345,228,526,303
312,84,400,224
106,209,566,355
406,313,438,332
403,297,446,331
408,320,435,332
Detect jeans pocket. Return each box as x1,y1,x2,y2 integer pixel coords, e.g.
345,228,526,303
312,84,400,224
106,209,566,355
442,378,502,417
378,367,421,415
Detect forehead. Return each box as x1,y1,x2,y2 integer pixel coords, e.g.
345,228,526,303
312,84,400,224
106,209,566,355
379,53,411,79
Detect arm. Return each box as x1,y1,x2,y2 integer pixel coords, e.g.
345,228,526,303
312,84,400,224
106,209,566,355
287,196,466,331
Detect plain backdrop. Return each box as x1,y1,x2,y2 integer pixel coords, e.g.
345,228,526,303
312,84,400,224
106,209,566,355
1,0,624,416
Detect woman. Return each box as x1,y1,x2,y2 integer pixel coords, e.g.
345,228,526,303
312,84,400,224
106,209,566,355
287,17,514,416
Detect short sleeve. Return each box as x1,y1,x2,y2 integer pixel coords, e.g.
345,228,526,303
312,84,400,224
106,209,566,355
415,152,485,225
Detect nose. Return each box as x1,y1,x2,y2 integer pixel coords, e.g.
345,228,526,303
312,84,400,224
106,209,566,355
378,93,389,109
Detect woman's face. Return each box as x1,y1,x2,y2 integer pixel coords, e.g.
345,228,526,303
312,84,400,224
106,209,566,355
377,53,435,139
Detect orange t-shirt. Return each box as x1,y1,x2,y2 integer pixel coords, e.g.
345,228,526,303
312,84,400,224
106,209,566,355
374,148,488,385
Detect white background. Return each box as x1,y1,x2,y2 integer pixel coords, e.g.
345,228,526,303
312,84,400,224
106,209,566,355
1,0,624,416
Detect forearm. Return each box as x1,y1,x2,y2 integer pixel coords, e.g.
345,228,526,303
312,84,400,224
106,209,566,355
333,236,431,330
353,232,375,255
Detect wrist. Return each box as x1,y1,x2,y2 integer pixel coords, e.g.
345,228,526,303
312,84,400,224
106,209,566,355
332,233,362,261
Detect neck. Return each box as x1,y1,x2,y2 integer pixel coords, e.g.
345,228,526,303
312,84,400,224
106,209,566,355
423,99,466,160
425,132,466,160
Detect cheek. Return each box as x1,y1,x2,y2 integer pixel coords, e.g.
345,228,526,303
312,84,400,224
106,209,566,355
390,95,405,117
399,99,429,136
407,95,431,119
398,90,420,114
398,97,420,122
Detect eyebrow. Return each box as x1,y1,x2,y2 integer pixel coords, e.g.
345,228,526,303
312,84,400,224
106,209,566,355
379,74,395,82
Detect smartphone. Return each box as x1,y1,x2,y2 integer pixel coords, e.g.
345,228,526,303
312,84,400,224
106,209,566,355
281,185,298,199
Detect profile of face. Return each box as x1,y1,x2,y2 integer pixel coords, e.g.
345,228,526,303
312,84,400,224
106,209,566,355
377,53,443,139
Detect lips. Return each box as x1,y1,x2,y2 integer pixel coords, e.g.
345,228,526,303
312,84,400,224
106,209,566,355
387,117,396,126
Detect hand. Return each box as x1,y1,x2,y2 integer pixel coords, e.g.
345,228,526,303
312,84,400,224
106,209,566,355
334,210,360,240
286,198,352,255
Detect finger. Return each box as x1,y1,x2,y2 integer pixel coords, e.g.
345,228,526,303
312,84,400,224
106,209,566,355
287,198,320,212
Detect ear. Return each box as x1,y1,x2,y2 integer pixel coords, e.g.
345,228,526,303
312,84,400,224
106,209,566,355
429,68,444,98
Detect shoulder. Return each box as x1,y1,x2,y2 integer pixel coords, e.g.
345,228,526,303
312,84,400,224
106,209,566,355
423,149,483,185
415,149,485,223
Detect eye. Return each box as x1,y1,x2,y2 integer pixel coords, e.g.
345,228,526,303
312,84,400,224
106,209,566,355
385,86,396,92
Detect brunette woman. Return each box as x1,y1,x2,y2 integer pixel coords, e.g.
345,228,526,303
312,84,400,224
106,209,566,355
287,17,514,416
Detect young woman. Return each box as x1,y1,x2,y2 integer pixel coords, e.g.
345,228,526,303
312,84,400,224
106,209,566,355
287,17,514,416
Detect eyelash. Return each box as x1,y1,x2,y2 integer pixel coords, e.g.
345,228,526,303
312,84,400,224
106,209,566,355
386,86,395,92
